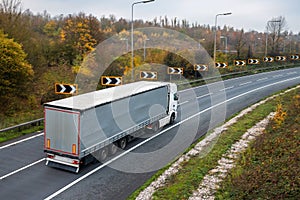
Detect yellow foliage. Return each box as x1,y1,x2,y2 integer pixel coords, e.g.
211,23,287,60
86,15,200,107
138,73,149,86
60,29,66,41
273,103,287,128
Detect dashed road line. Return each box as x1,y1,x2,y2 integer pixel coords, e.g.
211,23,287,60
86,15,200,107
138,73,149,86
219,86,234,92
239,81,252,86
179,101,189,106
196,93,211,99
0,132,44,150
257,77,268,82
0,158,45,180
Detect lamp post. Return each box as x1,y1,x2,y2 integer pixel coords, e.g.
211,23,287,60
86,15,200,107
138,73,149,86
143,38,150,61
220,36,228,53
265,20,281,56
120,38,129,52
131,0,155,81
213,12,232,65
254,37,261,55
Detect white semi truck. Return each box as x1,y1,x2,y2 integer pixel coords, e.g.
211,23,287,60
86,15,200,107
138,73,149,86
44,81,178,173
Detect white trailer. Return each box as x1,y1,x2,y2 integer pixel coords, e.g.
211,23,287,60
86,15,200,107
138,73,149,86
44,81,178,173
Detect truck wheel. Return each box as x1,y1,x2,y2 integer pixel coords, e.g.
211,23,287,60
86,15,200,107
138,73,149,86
109,143,118,155
98,147,108,162
152,121,159,132
169,113,175,124
118,137,127,150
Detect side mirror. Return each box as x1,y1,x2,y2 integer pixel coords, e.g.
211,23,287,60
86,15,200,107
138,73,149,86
174,93,179,101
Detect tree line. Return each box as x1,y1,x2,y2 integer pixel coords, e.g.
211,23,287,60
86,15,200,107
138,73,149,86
0,0,299,117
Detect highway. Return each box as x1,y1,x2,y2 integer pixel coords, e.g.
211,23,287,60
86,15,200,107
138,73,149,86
0,67,299,200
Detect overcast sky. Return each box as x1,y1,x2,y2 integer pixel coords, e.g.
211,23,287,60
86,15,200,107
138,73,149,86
21,0,300,33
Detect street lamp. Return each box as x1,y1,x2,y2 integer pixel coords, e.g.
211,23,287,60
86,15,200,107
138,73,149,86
220,35,228,54
131,0,155,81
265,20,281,56
120,38,129,52
143,38,150,61
254,37,261,55
213,12,232,65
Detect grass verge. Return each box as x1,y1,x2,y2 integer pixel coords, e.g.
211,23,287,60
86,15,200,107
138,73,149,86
215,89,300,199
0,125,43,143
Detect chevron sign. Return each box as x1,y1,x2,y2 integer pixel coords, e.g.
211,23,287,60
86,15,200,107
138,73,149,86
263,56,274,62
101,76,122,86
248,58,260,64
168,67,183,74
276,56,287,61
234,60,246,66
140,71,157,80
290,54,300,60
194,64,208,71
215,62,228,68
55,83,78,95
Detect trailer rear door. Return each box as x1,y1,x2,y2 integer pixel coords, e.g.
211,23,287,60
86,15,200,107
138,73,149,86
44,107,80,157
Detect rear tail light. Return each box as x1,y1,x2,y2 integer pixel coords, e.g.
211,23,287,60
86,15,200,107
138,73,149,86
47,154,55,159
72,160,79,165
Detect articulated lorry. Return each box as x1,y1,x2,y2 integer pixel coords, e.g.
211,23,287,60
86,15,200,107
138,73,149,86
44,81,178,173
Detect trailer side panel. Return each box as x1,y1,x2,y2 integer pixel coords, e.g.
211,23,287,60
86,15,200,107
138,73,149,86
80,86,168,155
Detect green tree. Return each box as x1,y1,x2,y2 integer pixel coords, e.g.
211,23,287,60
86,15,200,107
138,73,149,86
0,30,34,112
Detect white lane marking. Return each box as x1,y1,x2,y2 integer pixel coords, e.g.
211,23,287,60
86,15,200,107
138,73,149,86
45,75,300,200
273,75,283,78
219,86,234,92
0,132,44,150
0,158,45,180
196,93,210,99
179,101,189,106
257,77,268,82
239,81,252,86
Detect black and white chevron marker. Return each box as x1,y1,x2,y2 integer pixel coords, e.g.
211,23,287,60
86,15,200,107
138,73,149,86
194,64,208,71
248,59,260,64
168,67,183,74
55,83,78,94
290,54,300,60
276,56,287,61
215,62,228,68
101,76,122,86
263,56,274,62
234,60,246,66
140,71,157,79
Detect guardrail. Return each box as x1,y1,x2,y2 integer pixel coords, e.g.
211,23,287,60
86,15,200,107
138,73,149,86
1,63,298,134
0,118,44,134
177,63,297,87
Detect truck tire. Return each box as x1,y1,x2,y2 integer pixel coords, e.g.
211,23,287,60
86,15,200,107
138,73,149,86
169,113,175,124
109,143,118,155
152,121,159,132
118,137,127,150
98,147,108,162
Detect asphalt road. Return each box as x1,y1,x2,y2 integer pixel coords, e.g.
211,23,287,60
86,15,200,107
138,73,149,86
0,67,299,200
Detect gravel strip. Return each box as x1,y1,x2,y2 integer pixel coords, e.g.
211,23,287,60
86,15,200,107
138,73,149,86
188,112,275,200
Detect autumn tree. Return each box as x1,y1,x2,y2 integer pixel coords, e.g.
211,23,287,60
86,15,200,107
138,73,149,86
0,30,34,113
60,14,97,66
267,16,287,55
234,29,247,59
